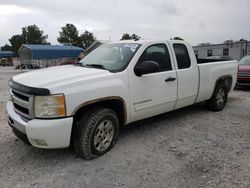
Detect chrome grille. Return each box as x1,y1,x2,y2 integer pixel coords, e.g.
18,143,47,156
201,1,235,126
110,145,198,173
238,71,250,77
10,89,34,119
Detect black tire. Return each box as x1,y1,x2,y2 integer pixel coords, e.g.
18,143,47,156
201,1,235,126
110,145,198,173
74,108,119,160
206,83,228,111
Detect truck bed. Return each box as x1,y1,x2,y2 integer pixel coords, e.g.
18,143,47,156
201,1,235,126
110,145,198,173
196,60,238,103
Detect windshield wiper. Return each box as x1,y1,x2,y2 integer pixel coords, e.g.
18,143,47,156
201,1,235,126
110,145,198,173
85,64,107,70
74,62,85,67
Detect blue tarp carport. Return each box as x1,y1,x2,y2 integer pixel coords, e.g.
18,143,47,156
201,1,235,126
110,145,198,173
18,44,84,60
0,51,14,59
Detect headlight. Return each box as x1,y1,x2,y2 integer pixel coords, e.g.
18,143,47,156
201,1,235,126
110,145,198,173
34,94,66,118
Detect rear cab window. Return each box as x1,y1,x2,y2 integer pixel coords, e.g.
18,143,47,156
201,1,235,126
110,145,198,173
173,44,191,69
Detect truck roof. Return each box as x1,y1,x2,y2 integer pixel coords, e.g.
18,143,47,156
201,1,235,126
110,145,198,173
108,39,187,45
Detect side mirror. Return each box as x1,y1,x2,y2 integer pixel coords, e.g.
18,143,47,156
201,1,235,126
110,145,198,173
134,61,159,76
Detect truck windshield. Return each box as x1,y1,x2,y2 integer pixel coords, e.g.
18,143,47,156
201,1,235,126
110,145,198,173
79,43,140,72
239,56,250,65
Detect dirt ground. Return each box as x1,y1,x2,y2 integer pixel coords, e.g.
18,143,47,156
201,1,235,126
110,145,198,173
0,66,250,188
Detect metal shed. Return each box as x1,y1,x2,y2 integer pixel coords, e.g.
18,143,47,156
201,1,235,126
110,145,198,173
18,44,84,69
19,44,84,60
0,51,14,59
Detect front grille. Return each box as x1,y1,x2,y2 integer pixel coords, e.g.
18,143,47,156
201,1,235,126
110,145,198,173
10,89,33,119
238,71,250,77
12,90,29,101
13,103,29,115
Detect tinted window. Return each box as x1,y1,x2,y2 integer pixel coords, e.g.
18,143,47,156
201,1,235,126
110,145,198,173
173,44,191,69
138,44,172,72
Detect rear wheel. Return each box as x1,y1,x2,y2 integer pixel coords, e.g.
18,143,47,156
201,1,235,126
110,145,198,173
206,83,228,111
74,108,119,160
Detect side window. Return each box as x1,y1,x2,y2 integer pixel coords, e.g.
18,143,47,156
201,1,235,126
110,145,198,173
207,49,213,57
173,44,191,69
223,48,229,56
138,44,172,72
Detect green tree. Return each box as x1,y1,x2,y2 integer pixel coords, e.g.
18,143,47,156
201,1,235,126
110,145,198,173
79,31,95,49
9,35,26,56
120,33,141,40
23,25,49,44
57,24,81,46
172,37,184,41
131,34,141,40
57,24,95,49
8,24,49,56
1,44,12,51
121,33,131,40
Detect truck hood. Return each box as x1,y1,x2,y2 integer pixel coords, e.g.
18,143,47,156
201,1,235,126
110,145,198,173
12,65,110,89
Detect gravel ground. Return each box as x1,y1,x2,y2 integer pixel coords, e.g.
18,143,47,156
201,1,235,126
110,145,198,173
0,66,250,188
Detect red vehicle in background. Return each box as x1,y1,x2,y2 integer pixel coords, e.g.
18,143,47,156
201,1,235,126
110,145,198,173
237,55,250,87
58,59,77,66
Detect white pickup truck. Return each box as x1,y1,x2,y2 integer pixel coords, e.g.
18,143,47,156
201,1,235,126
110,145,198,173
7,40,238,160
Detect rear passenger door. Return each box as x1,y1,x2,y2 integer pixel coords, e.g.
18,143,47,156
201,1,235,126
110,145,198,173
172,43,199,109
129,43,177,122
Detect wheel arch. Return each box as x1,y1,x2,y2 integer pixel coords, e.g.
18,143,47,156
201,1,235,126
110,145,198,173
71,96,127,126
70,97,127,148
214,75,233,93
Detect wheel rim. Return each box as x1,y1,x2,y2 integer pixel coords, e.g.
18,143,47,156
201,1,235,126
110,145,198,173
93,119,114,152
216,88,226,107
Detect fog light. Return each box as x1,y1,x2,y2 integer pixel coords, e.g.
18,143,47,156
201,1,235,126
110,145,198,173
30,139,48,146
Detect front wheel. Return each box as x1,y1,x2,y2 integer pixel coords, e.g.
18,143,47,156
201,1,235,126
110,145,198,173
74,108,119,160
206,83,228,111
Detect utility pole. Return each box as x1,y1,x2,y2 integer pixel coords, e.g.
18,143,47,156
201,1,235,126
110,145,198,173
246,41,248,56
24,27,28,44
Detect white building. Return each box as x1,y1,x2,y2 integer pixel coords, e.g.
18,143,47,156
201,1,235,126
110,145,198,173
193,40,250,60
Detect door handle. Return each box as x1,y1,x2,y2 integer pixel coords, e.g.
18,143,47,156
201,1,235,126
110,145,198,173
165,77,176,82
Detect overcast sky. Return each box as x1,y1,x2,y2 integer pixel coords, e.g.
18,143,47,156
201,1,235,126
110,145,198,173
0,0,249,47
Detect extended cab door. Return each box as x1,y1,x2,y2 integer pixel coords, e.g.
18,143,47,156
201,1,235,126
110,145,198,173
129,43,177,122
171,42,199,109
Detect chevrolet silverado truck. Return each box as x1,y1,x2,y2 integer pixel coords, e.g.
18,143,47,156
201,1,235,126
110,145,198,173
7,40,238,160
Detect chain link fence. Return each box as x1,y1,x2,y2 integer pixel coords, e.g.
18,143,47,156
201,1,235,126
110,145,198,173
19,58,76,71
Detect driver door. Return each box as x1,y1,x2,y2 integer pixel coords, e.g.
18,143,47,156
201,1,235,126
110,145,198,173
129,43,177,122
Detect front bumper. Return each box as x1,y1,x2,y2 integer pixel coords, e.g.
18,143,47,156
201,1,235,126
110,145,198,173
7,101,73,149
